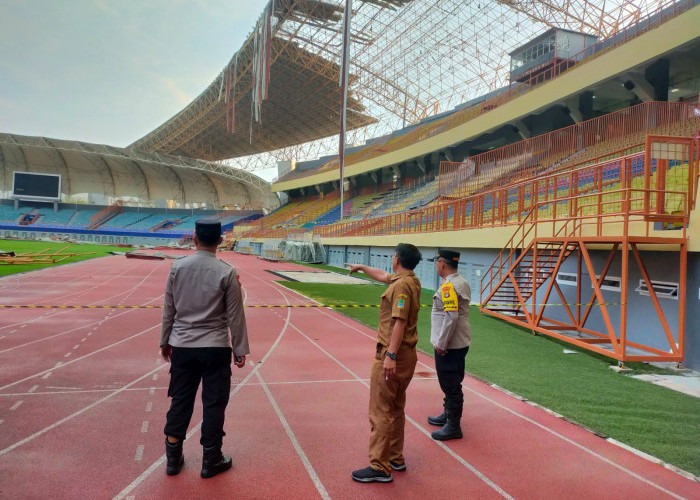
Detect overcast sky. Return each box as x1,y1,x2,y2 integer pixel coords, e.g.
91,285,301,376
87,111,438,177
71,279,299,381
0,0,268,149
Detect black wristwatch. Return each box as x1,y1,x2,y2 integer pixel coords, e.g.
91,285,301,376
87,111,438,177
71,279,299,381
385,351,397,360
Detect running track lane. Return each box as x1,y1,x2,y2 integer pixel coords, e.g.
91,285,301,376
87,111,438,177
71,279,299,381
0,253,697,499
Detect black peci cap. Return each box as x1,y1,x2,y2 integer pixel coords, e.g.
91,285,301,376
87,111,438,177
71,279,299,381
195,218,222,238
429,249,460,265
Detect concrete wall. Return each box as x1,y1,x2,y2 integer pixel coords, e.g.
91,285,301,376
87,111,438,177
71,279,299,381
0,228,178,247
325,243,698,369
685,253,700,370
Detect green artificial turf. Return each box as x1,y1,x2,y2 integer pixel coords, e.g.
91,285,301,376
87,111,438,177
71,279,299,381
0,239,130,277
279,264,700,476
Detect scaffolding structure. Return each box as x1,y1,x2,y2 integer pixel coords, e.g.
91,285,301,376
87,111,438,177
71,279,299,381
130,0,670,174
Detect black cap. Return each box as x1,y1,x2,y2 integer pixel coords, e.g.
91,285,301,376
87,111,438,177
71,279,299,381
195,218,222,238
430,249,460,265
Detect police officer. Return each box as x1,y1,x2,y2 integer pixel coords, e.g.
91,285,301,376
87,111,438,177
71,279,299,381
345,243,422,483
159,219,249,478
428,249,471,441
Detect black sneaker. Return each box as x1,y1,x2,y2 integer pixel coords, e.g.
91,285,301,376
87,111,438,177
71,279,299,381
427,412,447,426
389,460,406,471
351,466,393,483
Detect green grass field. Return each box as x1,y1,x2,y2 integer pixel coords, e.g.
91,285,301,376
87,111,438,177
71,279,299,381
279,264,700,476
0,239,129,277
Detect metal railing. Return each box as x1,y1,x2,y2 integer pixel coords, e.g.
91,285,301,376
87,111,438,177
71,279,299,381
314,136,698,238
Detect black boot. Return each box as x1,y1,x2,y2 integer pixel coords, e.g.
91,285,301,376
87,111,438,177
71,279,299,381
427,411,447,427
165,438,184,476
431,418,463,441
201,446,232,478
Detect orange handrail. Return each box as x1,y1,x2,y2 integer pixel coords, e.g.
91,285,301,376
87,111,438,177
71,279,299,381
314,136,697,239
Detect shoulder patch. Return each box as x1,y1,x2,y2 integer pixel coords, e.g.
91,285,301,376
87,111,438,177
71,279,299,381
441,282,458,311
396,292,408,309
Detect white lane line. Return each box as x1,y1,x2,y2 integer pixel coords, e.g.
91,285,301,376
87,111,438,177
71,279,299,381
145,402,152,412
64,352,72,358
463,385,688,500
0,265,162,350
256,370,330,500
284,317,513,499
81,338,86,342
284,285,689,500
20,325,26,328
141,421,149,433
114,285,294,500
54,362,62,368
0,387,166,397
270,273,511,497
148,387,155,396
10,401,23,411
0,365,164,457
0,323,160,392
27,385,39,393
73,344,80,350
152,373,158,382
134,445,144,462
42,372,52,379
10,330,17,334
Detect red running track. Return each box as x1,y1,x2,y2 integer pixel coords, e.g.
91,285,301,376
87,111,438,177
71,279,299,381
0,252,697,499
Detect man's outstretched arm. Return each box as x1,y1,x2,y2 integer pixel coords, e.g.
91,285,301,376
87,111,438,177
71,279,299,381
345,263,391,283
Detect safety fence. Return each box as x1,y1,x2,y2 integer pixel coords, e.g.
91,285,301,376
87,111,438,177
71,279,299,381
437,101,700,199
314,136,698,238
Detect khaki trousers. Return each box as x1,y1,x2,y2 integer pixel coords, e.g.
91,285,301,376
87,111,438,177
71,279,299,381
368,343,417,474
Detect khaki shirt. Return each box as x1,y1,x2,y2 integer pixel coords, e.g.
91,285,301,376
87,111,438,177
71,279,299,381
430,272,471,350
377,271,421,348
160,250,249,354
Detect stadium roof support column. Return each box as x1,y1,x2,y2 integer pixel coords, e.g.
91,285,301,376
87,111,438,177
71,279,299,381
513,120,531,139
623,72,657,102
564,98,584,124
579,91,595,122
645,59,670,101
338,0,353,222
416,157,426,174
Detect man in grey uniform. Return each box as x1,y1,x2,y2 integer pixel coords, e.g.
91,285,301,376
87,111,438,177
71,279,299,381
427,249,471,441
160,219,249,478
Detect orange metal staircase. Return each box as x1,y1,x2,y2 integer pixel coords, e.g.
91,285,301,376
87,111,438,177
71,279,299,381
483,240,578,317
480,135,697,365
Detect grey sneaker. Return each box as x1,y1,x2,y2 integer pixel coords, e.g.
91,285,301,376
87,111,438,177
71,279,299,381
351,466,393,483
390,460,406,471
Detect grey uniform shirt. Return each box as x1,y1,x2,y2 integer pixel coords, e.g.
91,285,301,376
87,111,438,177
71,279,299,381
430,272,471,350
159,250,249,355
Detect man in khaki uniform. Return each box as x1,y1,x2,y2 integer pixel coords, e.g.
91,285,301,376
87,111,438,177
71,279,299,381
427,249,471,441
160,219,249,478
346,243,422,483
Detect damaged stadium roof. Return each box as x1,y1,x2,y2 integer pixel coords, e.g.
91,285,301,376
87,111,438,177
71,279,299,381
130,0,387,161
130,0,668,167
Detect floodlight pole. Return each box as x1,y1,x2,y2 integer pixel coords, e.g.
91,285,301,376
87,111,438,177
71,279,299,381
339,0,353,222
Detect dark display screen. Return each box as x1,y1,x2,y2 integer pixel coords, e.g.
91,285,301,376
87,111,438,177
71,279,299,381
13,172,61,200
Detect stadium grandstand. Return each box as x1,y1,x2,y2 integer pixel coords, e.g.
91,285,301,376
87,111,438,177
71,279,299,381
1,0,699,371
